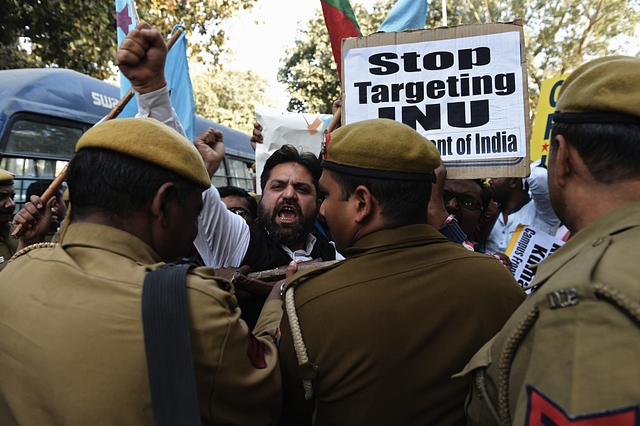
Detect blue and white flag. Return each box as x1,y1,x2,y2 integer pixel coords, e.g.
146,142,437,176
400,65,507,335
115,0,196,141
377,0,428,33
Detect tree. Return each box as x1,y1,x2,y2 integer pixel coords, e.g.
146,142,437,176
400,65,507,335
278,1,395,114
436,0,640,119
1,0,116,79
0,0,257,79
142,0,257,65
278,0,640,117
192,68,271,134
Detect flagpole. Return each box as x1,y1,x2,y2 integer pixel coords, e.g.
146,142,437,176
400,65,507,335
442,0,447,26
12,27,184,239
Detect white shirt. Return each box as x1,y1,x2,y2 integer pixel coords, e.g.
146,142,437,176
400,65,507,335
484,164,560,254
136,88,342,268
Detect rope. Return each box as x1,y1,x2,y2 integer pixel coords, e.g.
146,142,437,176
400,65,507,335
284,284,314,399
498,306,539,425
9,242,58,263
475,369,503,426
594,283,640,324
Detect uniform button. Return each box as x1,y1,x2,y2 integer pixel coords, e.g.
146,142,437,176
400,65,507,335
592,237,604,246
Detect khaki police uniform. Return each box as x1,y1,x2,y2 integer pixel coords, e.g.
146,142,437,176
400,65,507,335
0,168,16,272
280,224,525,425
461,202,640,425
461,56,640,425
0,222,18,272
0,118,283,425
0,222,282,425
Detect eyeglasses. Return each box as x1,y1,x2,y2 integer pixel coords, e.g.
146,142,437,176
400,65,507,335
228,207,250,218
442,191,482,211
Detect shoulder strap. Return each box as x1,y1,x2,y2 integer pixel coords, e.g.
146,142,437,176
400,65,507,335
142,263,201,426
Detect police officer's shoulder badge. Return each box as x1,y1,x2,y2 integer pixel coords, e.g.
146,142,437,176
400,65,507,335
9,242,58,263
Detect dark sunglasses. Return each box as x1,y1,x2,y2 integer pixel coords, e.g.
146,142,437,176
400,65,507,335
228,207,250,218
442,191,482,211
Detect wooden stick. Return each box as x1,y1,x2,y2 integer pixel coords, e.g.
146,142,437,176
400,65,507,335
326,106,342,133
247,260,342,282
12,28,184,239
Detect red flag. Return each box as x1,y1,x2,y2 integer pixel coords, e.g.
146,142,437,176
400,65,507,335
321,0,362,81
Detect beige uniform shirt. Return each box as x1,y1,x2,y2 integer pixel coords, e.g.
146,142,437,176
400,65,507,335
0,222,282,425
279,224,525,426
462,202,640,425
0,222,18,272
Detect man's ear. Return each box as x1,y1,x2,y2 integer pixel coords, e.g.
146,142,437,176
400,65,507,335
551,135,571,188
352,185,375,224
150,182,178,227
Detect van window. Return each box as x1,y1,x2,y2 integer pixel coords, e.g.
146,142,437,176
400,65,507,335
211,161,228,188
227,158,253,190
5,119,80,158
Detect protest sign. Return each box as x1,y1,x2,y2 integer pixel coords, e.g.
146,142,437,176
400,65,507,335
342,22,530,179
530,73,569,164
254,104,332,194
505,224,565,291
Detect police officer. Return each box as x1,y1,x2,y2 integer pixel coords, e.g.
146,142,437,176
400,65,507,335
461,55,640,425
0,118,283,425
278,118,525,425
0,169,17,272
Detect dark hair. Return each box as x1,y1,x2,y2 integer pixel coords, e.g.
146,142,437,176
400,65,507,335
26,180,63,201
330,171,432,228
217,185,258,218
260,145,322,194
67,148,201,221
551,122,640,183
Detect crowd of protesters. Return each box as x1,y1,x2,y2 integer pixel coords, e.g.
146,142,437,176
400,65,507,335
0,22,639,426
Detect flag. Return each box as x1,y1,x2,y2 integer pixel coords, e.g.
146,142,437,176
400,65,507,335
115,0,196,141
321,0,362,81
378,0,428,33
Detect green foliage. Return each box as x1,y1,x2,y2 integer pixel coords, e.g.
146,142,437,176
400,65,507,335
1,0,116,79
279,0,640,118
439,0,640,120
192,68,271,134
0,0,257,79
143,0,256,65
278,1,397,114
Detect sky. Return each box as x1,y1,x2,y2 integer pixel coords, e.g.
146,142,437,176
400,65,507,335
218,0,379,109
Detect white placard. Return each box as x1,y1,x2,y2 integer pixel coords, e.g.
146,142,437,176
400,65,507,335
505,224,565,291
343,31,527,162
254,104,332,194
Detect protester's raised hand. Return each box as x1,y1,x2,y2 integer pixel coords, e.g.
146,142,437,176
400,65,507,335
116,22,167,94
194,128,225,178
13,195,55,250
250,122,263,151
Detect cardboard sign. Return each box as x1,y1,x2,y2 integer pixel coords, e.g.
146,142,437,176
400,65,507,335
254,104,332,195
342,22,530,179
529,74,569,164
505,224,565,291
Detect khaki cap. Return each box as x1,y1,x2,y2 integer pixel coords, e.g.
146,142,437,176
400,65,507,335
322,119,440,182
76,118,211,188
0,169,14,186
554,55,640,125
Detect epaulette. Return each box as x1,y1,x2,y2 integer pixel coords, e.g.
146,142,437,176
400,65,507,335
9,242,58,263
286,259,343,287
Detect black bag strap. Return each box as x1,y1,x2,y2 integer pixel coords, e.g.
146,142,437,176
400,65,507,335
142,262,201,426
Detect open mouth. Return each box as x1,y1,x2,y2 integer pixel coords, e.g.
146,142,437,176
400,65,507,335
277,204,299,223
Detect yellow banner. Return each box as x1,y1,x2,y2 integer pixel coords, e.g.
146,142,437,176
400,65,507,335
530,74,570,164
